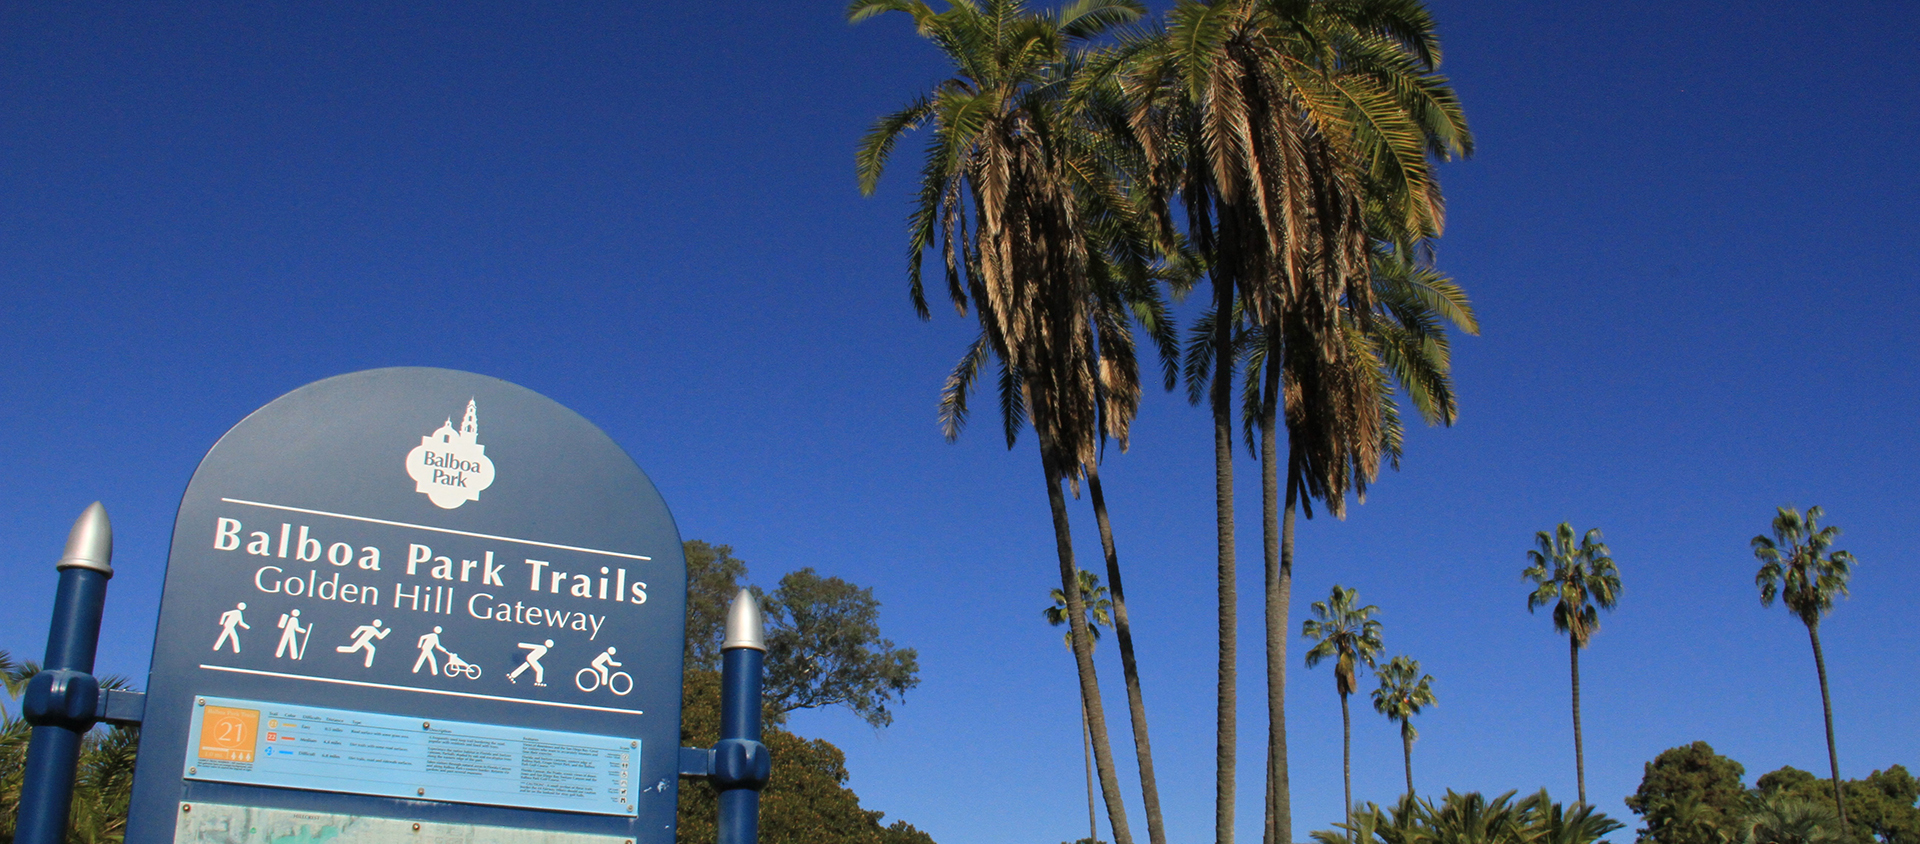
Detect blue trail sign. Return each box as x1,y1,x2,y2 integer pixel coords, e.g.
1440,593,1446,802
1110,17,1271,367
124,368,689,844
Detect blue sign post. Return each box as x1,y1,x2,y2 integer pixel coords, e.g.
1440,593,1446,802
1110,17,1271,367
14,504,129,844
715,594,770,844
4,367,765,844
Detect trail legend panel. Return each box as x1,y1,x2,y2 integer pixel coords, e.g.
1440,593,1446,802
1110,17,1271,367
183,697,638,816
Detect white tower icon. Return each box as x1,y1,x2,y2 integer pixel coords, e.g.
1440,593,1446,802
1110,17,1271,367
405,400,497,509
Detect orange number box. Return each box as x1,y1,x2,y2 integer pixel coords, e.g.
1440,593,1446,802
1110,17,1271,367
197,705,260,763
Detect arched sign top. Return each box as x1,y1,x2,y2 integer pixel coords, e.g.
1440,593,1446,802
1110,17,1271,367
128,368,689,844
199,368,676,554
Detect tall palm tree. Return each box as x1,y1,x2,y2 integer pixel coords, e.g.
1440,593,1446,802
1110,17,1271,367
1523,523,1621,805
1371,655,1436,800
1046,89,1180,842
1123,3,1470,839
1046,569,1114,844
1752,505,1857,828
1248,249,1474,843
1304,584,1384,836
853,3,1150,843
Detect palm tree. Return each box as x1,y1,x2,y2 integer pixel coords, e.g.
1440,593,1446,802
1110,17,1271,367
1523,523,1621,805
1370,655,1436,800
1045,85,1180,842
1752,505,1857,828
853,3,1150,843
1304,584,1384,836
1250,249,1475,843
1422,790,1530,844
1519,789,1627,844
1123,3,1471,839
1733,791,1847,844
1047,570,1114,844
0,651,25,722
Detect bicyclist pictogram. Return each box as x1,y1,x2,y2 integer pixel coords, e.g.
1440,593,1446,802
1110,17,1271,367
575,646,631,695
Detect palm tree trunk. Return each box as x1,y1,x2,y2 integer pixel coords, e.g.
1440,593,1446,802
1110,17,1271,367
1807,623,1847,827
1260,357,1292,844
1084,698,1098,844
1401,721,1414,800
1571,637,1585,805
1340,691,1353,840
1040,450,1135,844
1085,465,1168,844
1212,273,1238,844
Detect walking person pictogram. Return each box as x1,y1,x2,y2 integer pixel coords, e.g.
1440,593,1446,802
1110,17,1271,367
274,608,310,660
507,639,553,686
413,626,448,675
334,619,391,667
212,602,250,653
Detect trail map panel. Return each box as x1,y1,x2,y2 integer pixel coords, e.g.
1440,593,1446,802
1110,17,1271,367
127,368,688,844
182,696,637,816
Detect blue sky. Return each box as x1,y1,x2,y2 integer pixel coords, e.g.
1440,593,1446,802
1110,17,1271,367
1,2,1915,844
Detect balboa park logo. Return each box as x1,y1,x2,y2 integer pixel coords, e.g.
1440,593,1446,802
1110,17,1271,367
405,399,496,509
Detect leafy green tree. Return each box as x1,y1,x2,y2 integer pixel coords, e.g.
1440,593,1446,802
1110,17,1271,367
1304,585,1383,835
763,568,920,728
675,670,935,844
1839,767,1920,844
1370,656,1436,800
1625,742,1749,844
1047,570,1114,844
1758,765,1920,844
851,3,1156,842
1523,523,1621,805
674,539,931,844
1753,505,1859,827
683,541,751,668
682,542,921,728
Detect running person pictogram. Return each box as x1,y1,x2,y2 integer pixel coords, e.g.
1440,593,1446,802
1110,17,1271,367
507,640,553,686
334,619,391,667
212,602,249,653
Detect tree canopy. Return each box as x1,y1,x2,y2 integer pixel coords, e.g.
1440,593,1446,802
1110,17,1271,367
675,668,935,844
682,541,921,728
1624,743,1920,844
1757,765,1920,844
1625,742,1748,844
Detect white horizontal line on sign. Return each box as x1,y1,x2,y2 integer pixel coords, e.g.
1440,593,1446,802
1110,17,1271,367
198,665,646,716
219,498,654,561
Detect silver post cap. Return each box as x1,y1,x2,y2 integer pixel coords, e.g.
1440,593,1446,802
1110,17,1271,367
720,588,766,652
57,501,114,576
